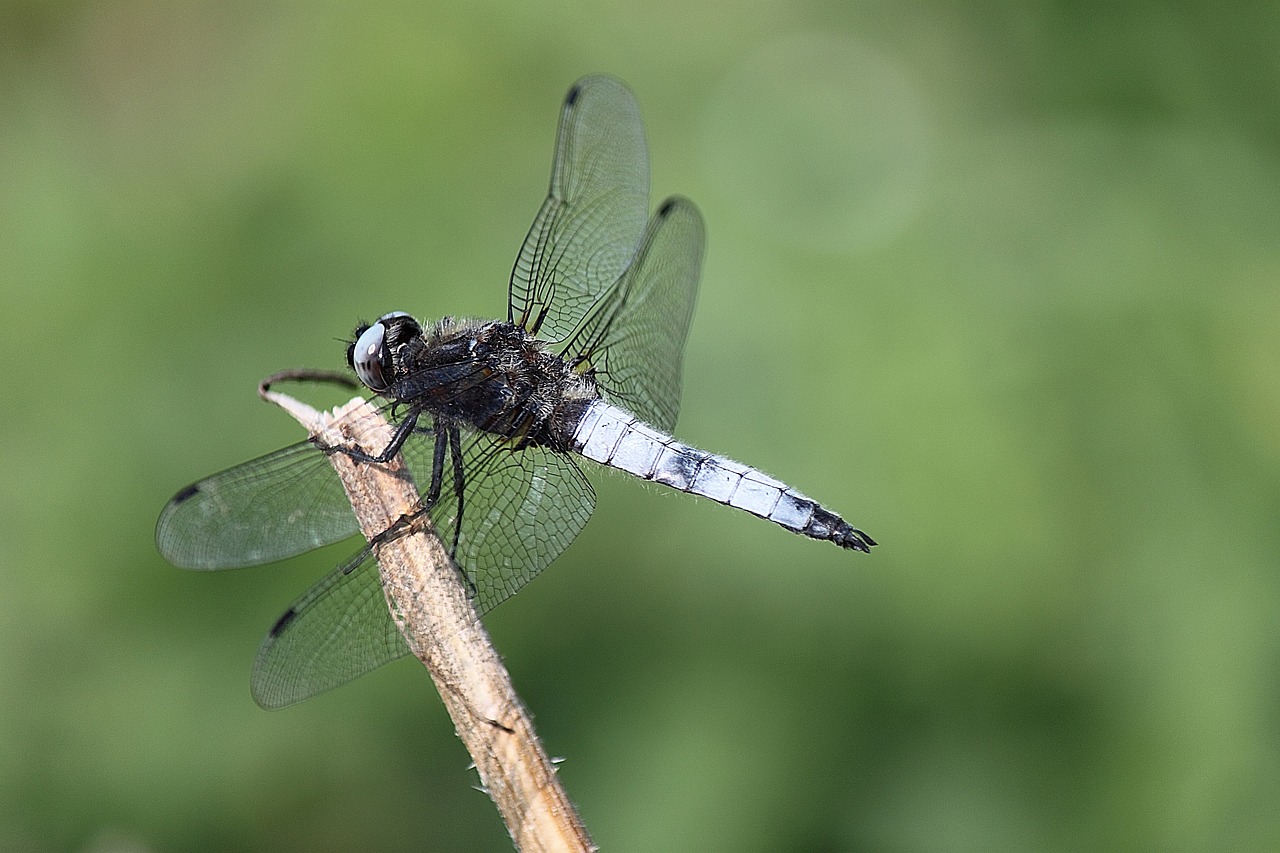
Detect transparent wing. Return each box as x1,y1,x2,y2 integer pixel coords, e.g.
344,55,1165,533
251,548,410,710
423,432,597,615
245,425,596,708
508,75,650,343
156,441,358,569
557,196,705,432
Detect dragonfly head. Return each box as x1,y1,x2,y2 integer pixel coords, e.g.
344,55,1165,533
348,311,422,392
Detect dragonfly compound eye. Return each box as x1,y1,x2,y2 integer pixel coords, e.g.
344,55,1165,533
352,321,391,391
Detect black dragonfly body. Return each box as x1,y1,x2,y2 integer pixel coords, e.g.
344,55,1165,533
157,76,875,709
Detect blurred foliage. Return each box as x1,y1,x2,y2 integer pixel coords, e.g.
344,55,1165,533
3,2,1280,851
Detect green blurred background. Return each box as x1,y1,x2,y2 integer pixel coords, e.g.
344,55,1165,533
3,2,1279,850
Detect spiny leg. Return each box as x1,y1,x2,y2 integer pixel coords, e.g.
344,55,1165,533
447,423,476,598
315,408,422,465
367,417,447,550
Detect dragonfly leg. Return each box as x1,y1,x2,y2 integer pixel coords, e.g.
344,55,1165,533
258,368,359,397
447,423,476,597
366,418,447,549
315,408,421,465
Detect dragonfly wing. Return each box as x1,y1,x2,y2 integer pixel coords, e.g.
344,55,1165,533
156,440,359,569
427,433,597,615
508,75,650,343
251,548,412,709
250,431,597,708
558,196,705,432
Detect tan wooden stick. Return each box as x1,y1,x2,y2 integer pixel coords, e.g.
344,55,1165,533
260,386,595,853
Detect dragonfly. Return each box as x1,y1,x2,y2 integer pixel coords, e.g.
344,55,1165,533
157,75,876,709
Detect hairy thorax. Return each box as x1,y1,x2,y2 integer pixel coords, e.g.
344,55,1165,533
393,318,598,450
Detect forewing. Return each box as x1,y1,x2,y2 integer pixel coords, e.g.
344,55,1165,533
427,434,597,615
156,441,359,569
251,548,411,709
558,196,705,432
508,75,650,343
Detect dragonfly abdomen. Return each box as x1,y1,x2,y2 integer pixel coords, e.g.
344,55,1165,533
569,400,874,552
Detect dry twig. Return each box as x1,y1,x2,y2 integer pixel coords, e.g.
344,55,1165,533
260,386,595,853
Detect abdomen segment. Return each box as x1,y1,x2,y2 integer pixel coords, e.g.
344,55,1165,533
569,400,875,552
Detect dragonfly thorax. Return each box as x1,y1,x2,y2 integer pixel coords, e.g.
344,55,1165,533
355,314,598,451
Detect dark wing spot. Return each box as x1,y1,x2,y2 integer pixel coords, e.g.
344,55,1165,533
657,197,675,217
268,607,298,638
172,483,200,504
565,83,582,107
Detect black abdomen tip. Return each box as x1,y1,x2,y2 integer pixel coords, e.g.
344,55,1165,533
840,527,876,553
